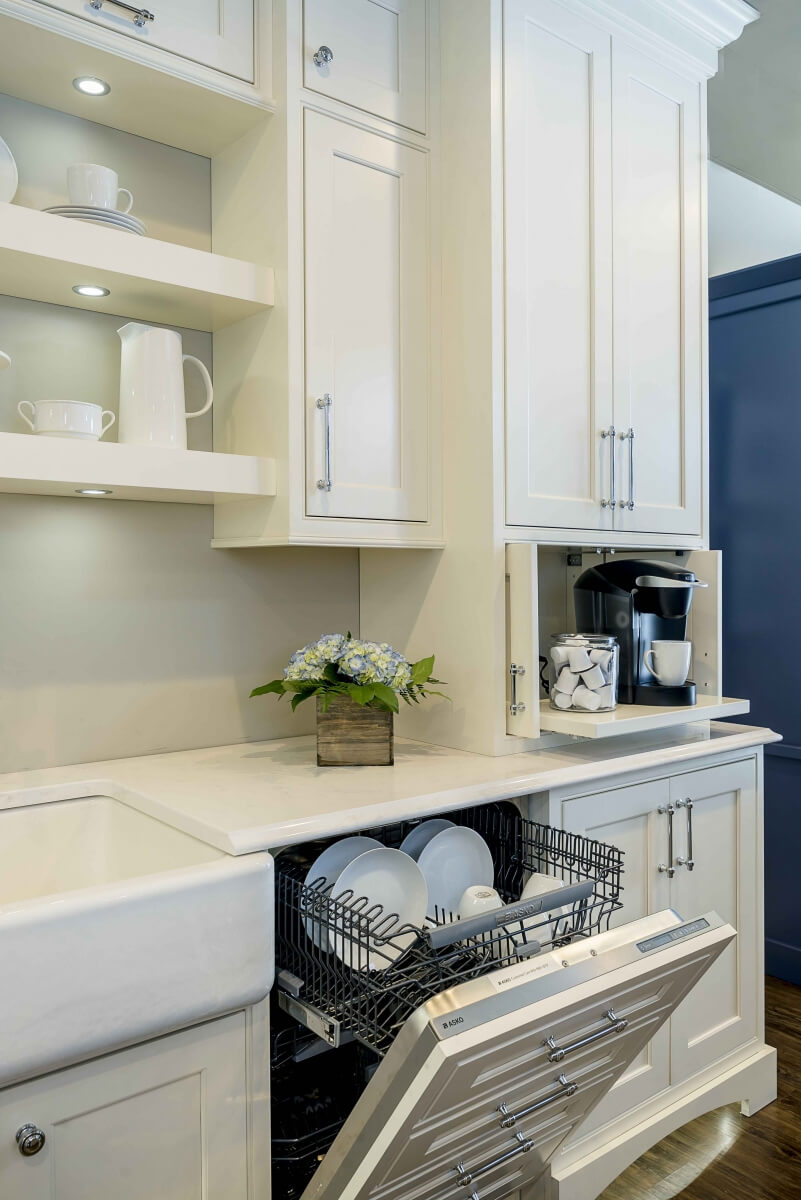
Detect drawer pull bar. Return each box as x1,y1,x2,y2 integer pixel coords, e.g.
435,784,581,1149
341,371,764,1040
455,1130,534,1189
89,0,154,26
316,393,333,491
675,798,695,870
545,1009,627,1062
600,426,617,509
657,803,676,878
498,1073,577,1127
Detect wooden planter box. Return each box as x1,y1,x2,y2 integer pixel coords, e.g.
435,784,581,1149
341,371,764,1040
316,695,394,766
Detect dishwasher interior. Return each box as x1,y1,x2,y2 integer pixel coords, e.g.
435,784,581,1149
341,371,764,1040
270,800,733,1200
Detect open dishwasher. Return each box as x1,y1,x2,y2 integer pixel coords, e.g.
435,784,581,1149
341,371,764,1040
271,801,734,1200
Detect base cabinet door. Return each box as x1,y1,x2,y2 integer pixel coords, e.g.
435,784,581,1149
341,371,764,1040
303,0,427,132
610,40,703,537
34,0,255,81
504,0,614,534
0,1014,250,1200
557,780,671,1135
304,109,430,523
668,760,759,1081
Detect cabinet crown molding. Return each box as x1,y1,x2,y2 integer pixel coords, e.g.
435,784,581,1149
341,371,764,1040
573,0,758,76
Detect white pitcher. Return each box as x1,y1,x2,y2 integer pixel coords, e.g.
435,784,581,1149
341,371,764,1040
117,322,213,449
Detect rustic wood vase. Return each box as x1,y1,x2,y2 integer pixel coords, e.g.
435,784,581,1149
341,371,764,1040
316,695,394,766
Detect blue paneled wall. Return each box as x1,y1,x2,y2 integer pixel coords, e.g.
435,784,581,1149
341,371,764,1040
710,256,801,984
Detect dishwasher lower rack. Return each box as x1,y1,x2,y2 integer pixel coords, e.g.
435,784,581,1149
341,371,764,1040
275,803,624,1056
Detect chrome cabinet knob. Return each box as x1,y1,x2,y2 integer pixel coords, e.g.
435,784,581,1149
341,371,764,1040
313,45,334,67
16,1124,46,1156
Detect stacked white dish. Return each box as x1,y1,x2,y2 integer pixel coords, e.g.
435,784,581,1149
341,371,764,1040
43,205,147,236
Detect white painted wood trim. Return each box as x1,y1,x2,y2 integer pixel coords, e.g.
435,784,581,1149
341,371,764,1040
539,696,750,738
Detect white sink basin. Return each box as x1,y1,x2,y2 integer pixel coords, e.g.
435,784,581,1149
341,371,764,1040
0,795,273,1086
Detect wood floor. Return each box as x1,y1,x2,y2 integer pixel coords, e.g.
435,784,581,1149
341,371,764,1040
600,976,801,1199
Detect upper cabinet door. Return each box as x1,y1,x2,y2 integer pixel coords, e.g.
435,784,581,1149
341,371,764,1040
504,0,614,533
303,0,428,133
35,0,255,81
611,42,703,536
304,110,430,522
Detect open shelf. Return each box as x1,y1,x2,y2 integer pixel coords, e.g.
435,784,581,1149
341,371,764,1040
0,204,273,332
0,5,274,157
539,695,751,739
0,432,276,504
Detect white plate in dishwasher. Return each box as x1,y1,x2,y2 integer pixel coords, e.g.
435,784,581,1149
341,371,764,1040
303,836,383,951
329,848,428,971
417,825,494,920
299,908,735,1200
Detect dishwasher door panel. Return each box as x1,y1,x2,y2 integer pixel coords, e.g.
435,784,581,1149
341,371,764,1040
301,911,734,1200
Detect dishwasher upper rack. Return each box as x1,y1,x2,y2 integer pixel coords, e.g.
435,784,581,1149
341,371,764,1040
275,804,624,1056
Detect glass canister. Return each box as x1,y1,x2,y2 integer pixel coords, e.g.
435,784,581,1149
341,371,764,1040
549,634,619,712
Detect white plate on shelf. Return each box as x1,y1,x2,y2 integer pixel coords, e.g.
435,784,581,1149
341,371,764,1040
44,205,147,235
329,847,428,971
399,818,455,861
417,825,494,921
0,136,18,203
302,835,382,951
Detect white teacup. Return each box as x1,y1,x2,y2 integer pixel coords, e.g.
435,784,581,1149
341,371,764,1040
644,640,692,687
67,163,133,213
18,399,116,441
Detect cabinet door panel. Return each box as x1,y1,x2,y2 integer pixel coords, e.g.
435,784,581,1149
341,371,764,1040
36,0,255,81
304,0,427,133
505,0,613,532
0,1015,249,1200
669,760,758,1081
611,42,702,535
558,781,670,1138
304,110,429,521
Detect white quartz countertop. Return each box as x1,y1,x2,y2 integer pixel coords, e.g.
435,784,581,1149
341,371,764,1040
0,722,780,855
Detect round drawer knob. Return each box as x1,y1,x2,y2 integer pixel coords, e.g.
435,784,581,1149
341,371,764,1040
313,45,334,67
16,1124,46,1156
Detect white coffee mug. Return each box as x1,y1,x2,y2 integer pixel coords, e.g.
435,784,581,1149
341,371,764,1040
644,640,692,687
18,399,116,441
67,163,133,213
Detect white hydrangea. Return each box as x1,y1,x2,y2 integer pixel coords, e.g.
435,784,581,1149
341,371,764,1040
284,633,347,681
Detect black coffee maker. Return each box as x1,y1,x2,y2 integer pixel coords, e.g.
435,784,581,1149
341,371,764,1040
573,559,706,705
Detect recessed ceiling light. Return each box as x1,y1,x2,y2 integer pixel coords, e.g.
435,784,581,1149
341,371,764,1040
72,284,110,298
73,76,111,96
75,489,112,496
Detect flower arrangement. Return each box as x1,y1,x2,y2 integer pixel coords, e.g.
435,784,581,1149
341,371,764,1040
250,633,445,713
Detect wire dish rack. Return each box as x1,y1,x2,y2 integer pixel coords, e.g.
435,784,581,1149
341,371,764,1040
275,803,624,1056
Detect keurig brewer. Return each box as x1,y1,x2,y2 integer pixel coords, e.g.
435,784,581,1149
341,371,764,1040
573,559,707,705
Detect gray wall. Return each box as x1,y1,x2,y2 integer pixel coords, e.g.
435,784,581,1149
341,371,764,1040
0,496,359,772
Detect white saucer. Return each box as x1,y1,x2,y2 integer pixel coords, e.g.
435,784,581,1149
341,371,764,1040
417,825,494,921
329,847,428,971
44,205,147,235
0,136,18,204
303,835,382,951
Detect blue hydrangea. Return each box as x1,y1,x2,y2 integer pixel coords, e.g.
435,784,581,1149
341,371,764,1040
284,633,347,681
282,634,413,690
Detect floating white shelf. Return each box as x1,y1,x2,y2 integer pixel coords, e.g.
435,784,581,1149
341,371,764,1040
0,204,273,332
0,5,274,157
0,432,276,504
539,695,751,739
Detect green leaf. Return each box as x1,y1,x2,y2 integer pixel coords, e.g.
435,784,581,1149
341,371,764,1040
410,655,435,686
372,682,399,712
282,679,323,694
250,679,287,698
322,662,340,683
290,689,319,711
347,684,376,706
319,691,336,713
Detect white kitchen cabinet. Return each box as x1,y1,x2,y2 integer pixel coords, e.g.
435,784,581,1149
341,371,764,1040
0,1013,254,1200
610,41,703,537
304,109,430,523
668,760,758,1080
504,0,614,533
504,10,705,541
303,0,427,133
34,0,255,81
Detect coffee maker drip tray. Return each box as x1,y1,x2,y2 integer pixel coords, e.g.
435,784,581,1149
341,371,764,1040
634,681,696,707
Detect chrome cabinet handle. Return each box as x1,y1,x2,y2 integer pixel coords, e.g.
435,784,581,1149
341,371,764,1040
455,1130,534,1190
89,0,154,26
16,1125,46,1157
509,663,526,716
316,394,332,492
313,45,334,66
601,426,617,509
658,803,676,877
498,1074,577,1128
676,798,695,870
544,1009,627,1063
619,427,635,510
